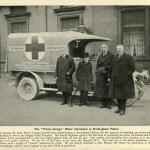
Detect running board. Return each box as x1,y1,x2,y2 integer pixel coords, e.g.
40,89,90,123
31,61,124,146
41,88,94,96
41,88,57,91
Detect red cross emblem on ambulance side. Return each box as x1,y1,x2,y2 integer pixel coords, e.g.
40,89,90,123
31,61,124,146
25,36,45,61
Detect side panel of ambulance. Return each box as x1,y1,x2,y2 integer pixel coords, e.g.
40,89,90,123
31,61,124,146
7,32,63,100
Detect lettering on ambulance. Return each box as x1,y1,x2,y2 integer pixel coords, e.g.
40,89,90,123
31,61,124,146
46,45,66,49
25,36,45,61
8,46,24,51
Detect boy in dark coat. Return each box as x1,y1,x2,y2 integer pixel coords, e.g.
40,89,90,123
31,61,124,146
108,44,135,115
56,48,75,107
94,44,113,109
76,53,93,106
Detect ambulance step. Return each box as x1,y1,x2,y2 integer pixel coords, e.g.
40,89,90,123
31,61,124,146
41,88,94,96
57,91,94,96
41,88,57,91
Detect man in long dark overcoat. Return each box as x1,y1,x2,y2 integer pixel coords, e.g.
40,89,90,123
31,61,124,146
56,48,75,107
76,52,93,106
94,44,113,109
108,44,135,115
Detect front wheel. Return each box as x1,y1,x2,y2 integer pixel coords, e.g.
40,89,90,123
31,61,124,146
18,77,39,100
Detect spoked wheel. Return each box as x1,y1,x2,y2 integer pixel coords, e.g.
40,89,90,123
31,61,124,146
18,77,39,100
126,85,144,106
113,98,138,107
113,85,144,107
126,98,138,107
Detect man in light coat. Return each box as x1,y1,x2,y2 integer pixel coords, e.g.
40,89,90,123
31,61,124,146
56,48,75,107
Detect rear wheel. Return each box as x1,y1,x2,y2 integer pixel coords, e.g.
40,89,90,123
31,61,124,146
18,77,39,100
126,85,144,106
113,85,143,107
113,98,137,107
126,98,137,107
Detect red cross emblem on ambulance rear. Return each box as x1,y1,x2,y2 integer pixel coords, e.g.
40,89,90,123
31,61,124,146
25,36,45,61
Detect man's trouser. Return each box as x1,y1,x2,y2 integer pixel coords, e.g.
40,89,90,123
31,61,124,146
117,98,126,111
101,98,112,107
80,91,88,104
62,92,73,106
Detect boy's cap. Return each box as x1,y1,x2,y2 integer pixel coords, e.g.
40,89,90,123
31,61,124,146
83,52,89,58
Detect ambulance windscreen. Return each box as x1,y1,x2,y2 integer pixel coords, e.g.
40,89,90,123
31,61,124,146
68,40,86,58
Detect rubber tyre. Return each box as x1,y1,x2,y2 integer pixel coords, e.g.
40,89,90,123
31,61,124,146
18,77,39,100
113,85,140,107
113,98,137,107
126,98,137,107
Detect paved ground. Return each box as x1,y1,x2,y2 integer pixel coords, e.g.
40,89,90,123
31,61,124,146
0,79,150,126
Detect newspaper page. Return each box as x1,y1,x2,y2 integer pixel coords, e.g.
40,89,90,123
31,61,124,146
0,0,150,150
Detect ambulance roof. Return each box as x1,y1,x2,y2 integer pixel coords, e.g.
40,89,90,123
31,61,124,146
8,31,111,46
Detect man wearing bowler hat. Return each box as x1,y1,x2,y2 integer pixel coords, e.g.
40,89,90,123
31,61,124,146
76,52,93,106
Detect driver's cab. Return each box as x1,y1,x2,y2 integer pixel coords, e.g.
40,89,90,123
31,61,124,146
67,33,111,84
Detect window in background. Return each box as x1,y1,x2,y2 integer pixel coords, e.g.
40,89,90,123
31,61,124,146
122,9,145,57
5,6,30,33
10,6,26,14
60,16,79,31
54,6,85,32
10,21,27,33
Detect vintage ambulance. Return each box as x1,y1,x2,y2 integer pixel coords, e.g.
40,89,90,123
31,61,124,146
7,31,110,100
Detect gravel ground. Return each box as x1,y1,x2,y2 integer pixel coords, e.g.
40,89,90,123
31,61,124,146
0,82,150,126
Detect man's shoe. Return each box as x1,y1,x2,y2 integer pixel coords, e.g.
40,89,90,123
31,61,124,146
100,105,106,108
84,102,90,106
107,106,112,109
69,101,73,107
120,110,125,116
61,101,67,105
115,109,121,113
78,103,83,106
